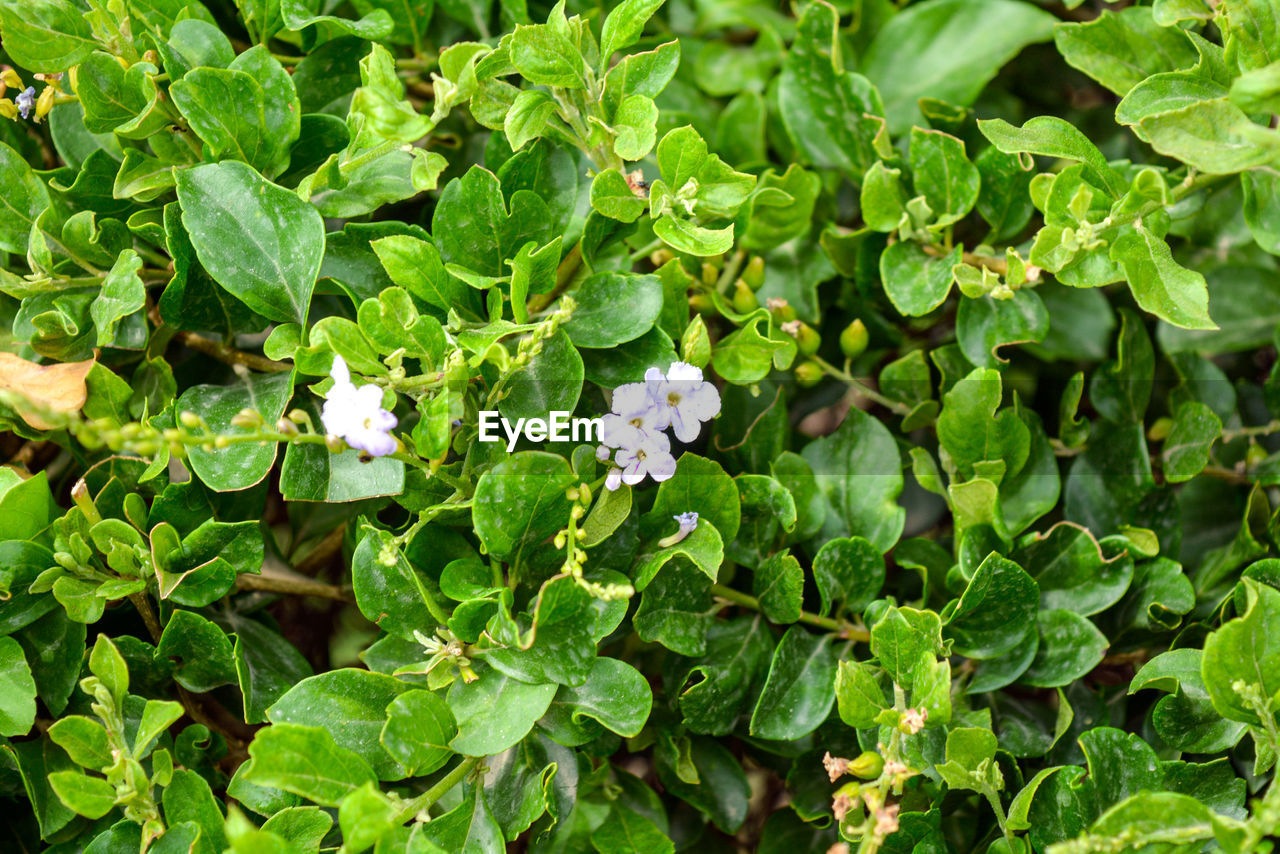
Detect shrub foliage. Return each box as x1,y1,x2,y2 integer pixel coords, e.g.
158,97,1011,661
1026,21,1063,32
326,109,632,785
1,0,1279,851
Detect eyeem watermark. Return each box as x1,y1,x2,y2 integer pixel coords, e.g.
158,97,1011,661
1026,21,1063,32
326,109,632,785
478,411,602,452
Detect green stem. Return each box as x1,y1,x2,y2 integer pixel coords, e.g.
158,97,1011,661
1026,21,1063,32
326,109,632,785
714,249,747,295
395,756,482,823
710,583,869,641
810,356,912,416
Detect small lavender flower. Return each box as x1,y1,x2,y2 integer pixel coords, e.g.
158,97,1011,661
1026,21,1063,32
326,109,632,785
321,355,398,457
15,86,34,120
657,511,699,547
649,361,721,443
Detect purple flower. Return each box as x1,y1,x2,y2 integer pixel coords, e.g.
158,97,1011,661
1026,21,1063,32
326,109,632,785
15,86,34,120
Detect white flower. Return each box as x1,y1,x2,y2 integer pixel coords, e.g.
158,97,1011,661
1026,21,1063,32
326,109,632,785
649,361,721,443
781,319,802,337
15,86,34,120
605,430,676,491
321,355,398,457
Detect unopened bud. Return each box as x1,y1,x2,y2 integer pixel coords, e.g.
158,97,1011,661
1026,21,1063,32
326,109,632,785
1147,417,1173,442
649,248,674,266
276,418,299,436
767,297,796,323
742,255,765,290
230,408,262,429
794,322,821,357
839,319,869,359
731,280,758,314
688,294,715,315
178,411,202,429
1247,443,1268,467
34,85,55,120
700,262,718,286
795,360,823,387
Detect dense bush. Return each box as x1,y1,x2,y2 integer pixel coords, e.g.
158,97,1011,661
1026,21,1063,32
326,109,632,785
2,0,1280,851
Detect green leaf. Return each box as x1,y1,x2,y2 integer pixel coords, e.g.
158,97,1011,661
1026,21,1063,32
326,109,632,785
88,634,129,707
156,610,237,693
909,128,980,226
380,689,457,776
267,669,411,780
433,165,555,278
591,805,674,854
880,241,959,317
0,141,52,255
472,451,575,568
811,536,884,617
0,636,36,737
1242,169,1280,256
504,89,557,151
945,553,1039,659
801,406,904,552
590,169,647,223
835,660,887,729
243,722,379,806
510,22,586,89
1202,578,1280,726
352,528,441,640
1162,400,1221,483
635,558,715,656
749,626,836,741
90,250,145,348
0,0,95,72
47,716,111,769
175,161,323,324
448,667,556,756
776,1,885,181
177,370,295,492
862,0,1057,133
564,273,663,348
545,657,652,739
47,771,117,819
1110,223,1215,330
978,116,1126,197
599,0,665,62
753,551,803,624
1053,8,1198,96
170,47,300,178
1015,523,1134,616
648,454,741,544
370,233,468,313
1020,610,1108,688
1138,98,1280,174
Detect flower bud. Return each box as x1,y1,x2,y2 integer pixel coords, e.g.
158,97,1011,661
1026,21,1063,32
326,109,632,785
34,85,55,121
701,262,718,286
1247,443,1268,467
681,315,711,368
688,293,715,315
231,408,263,429
731,280,758,314
1147,417,1173,442
848,751,884,779
839,319,869,359
325,434,346,453
649,248,674,266
794,322,821,357
742,255,765,290
766,297,796,323
795,360,823,387
178,410,203,429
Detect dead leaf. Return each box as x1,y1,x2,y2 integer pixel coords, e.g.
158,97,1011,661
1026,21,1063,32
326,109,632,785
0,352,95,429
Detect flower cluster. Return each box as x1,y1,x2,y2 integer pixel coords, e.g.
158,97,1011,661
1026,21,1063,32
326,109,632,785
598,362,721,491
320,355,398,457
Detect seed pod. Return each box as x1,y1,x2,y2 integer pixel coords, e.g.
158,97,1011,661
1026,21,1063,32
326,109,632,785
848,751,884,779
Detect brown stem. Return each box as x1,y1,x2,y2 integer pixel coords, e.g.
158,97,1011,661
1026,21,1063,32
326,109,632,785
172,330,292,373
129,592,163,644
235,569,353,602
293,523,348,577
